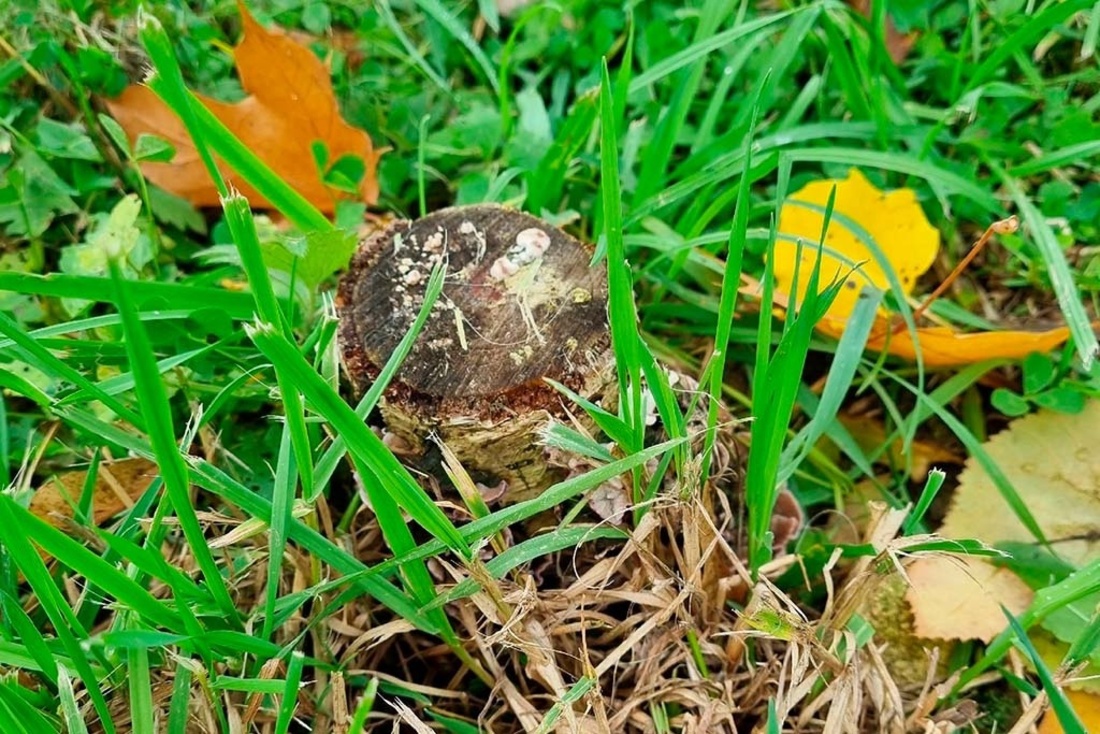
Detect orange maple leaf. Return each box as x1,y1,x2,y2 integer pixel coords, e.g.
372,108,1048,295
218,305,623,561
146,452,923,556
105,1,382,213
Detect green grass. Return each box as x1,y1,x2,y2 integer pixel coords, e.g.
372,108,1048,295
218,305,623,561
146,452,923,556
1,0,1099,730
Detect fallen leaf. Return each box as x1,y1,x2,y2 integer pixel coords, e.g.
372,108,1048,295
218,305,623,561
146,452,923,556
1032,629,1100,695
775,168,939,323
588,476,628,525
938,400,1100,567
105,1,381,213
906,555,1033,643
837,411,963,481
1038,689,1100,734
771,169,1073,366
848,0,919,64
907,400,1100,641
859,571,953,685
31,457,158,528
770,485,804,552
815,317,1073,368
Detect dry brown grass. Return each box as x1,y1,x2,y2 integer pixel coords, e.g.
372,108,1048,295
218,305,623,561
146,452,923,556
81,461,1028,733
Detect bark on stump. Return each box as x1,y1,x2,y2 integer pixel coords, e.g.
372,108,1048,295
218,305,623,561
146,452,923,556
336,204,613,503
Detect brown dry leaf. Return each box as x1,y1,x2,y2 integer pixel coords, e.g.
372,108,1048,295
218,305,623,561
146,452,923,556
906,555,1033,643
837,411,963,481
31,457,158,528
105,1,381,213
770,168,1073,366
848,0,919,63
907,400,1100,641
1038,690,1100,734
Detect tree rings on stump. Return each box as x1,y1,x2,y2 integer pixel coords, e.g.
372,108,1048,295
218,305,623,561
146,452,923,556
336,204,613,503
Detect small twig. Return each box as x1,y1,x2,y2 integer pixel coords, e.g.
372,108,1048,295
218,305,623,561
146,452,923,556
893,216,1019,334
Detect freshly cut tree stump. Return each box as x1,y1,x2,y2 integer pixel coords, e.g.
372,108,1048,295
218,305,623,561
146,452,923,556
336,204,613,503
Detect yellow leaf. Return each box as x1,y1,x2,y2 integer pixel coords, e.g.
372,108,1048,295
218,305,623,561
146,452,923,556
1038,690,1100,734
815,317,1073,368
105,1,382,213
774,168,939,322
770,169,1075,365
906,401,1100,641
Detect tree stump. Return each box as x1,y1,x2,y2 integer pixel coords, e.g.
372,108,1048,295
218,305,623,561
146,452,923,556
336,204,613,503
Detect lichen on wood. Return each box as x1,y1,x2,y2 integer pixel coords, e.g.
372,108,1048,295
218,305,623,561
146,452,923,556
337,204,614,502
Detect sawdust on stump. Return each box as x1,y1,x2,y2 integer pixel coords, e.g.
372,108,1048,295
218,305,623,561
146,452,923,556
337,204,614,503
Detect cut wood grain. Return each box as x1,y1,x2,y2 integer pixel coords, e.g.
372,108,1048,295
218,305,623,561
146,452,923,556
337,204,614,502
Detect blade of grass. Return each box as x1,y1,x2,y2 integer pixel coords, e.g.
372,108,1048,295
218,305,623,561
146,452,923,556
2,498,185,631
262,427,297,641
633,0,734,205
423,527,627,611
903,469,947,535
525,89,599,215
312,262,445,497
777,285,882,483
274,438,684,620
0,272,255,319
544,378,634,449
0,497,114,732
0,311,142,427
599,59,644,450
57,668,90,734
781,148,999,210
994,163,1098,369
726,6,821,138
964,0,1096,94
1003,610,1087,734
166,663,192,734
245,322,470,558
274,651,305,734
349,678,379,732
628,11,795,92
350,448,488,682
139,16,332,234
374,0,451,94
413,0,500,94
0,592,58,685
1008,140,1100,177
700,88,756,482
221,187,316,500
746,188,845,573
110,261,239,623
128,642,154,734
0,684,57,734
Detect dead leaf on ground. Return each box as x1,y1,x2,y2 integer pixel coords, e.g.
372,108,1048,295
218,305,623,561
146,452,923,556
770,168,1074,366
906,555,1033,643
907,400,1100,642
1038,689,1100,734
31,457,159,528
837,411,963,481
817,318,1072,367
106,1,382,213
848,0,919,63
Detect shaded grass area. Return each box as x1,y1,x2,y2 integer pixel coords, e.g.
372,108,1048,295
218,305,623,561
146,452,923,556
0,0,1099,731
